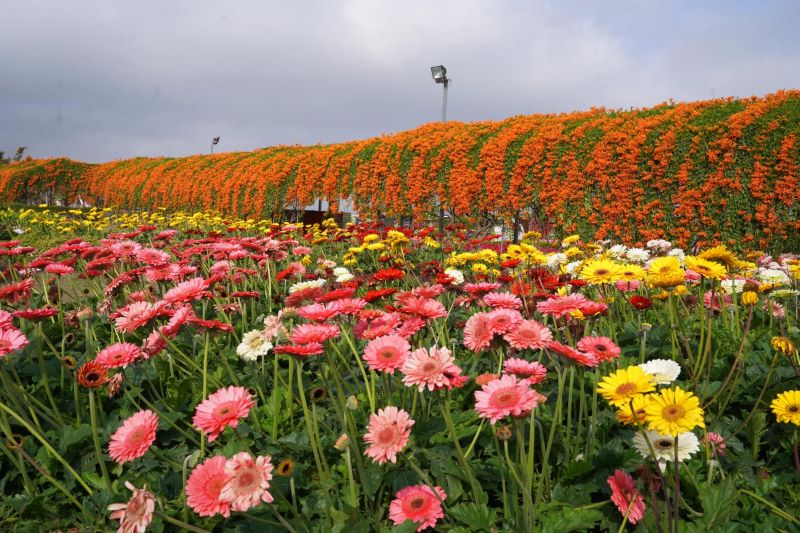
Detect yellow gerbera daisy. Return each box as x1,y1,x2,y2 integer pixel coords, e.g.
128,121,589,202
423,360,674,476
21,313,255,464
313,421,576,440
618,264,647,281
771,390,800,426
579,259,625,285
684,256,727,281
647,256,685,288
698,244,737,268
597,366,655,407
644,386,705,436
616,395,649,426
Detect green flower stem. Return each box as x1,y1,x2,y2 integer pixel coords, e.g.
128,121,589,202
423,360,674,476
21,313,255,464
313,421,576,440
88,389,113,493
440,390,482,504
0,398,93,495
157,511,212,533
17,445,86,514
739,489,800,526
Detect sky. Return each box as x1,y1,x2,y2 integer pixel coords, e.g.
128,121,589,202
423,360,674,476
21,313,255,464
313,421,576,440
1,0,799,163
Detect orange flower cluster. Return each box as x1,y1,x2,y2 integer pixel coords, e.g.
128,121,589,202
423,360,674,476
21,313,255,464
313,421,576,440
2,90,799,249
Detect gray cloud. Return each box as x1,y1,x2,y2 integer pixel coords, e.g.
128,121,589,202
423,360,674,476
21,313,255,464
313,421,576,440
1,0,798,162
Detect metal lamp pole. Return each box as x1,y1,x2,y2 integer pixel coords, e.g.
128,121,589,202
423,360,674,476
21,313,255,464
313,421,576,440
210,136,220,154
431,65,450,233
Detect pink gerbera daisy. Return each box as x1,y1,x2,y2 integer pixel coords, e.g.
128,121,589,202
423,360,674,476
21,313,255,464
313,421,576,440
487,308,523,334
547,340,600,367
399,296,447,320
290,323,340,344
363,406,415,465
482,292,523,309
135,247,172,266
503,319,553,350
402,346,464,392
395,315,426,339
576,336,621,362
108,410,158,464
114,301,163,333
363,334,411,374
45,263,75,275
389,484,447,532
607,469,646,524
219,452,275,511
273,342,325,357
95,342,142,369
536,293,589,317
193,386,255,442
334,297,368,315
474,374,544,424
296,302,342,322
186,456,232,517
463,312,494,352
164,277,208,303
108,481,156,533
503,358,547,385
0,327,29,358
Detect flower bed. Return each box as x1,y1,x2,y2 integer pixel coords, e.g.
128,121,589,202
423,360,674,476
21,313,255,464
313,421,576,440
0,209,799,531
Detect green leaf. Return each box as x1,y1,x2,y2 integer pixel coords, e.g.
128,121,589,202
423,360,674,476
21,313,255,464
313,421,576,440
693,478,738,530
449,502,497,531
539,507,603,533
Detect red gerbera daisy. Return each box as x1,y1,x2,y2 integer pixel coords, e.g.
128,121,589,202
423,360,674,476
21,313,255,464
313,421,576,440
546,340,599,367
273,342,325,357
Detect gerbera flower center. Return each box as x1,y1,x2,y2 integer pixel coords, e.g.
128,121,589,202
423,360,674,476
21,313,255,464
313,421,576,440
408,496,426,510
615,382,638,396
789,405,799,413
493,389,518,406
594,269,609,276
126,427,145,444
662,405,685,421
656,439,673,450
0,340,9,350
421,361,438,373
215,404,233,417
379,348,397,360
378,426,399,444
236,469,257,489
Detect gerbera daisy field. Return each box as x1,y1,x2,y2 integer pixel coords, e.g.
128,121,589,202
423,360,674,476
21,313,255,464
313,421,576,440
0,207,799,532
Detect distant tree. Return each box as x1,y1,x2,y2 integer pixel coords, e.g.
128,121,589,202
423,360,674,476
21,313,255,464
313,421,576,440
0,147,27,165
12,147,26,162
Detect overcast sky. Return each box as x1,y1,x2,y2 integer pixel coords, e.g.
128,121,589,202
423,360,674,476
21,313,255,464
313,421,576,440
1,0,798,163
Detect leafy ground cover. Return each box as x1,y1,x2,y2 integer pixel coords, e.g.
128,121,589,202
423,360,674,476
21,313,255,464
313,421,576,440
0,207,799,531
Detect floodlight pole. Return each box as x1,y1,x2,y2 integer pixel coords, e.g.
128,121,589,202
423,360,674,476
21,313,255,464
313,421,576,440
441,78,449,123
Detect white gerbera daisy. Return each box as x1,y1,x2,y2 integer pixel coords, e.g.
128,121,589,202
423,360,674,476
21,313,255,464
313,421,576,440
336,272,354,283
626,248,651,263
546,253,568,270
236,330,273,362
667,248,686,262
565,260,583,275
608,245,628,259
646,239,672,252
444,268,465,285
288,278,326,293
332,267,350,277
758,268,791,286
639,359,681,385
720,279,746,294
632,430,700,472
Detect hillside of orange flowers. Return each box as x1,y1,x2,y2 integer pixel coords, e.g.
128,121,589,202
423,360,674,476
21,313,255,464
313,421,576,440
2,90,799,249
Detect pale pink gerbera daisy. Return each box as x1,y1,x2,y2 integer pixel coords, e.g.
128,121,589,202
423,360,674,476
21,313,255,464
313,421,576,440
607,469,646,524
482,292,523,309
108,410,158,464
503,319,553,350
402,346,465,392
164,277,208,303
536,293,589,317
0,327,29,358
290,323,340,344
389,484,447,532
95,342,142,369
503,357,547,385
186,455,232,517
108,481,156,533
363,334,411,374
487,308,523,334
463,312,494,352
363,406,415,465
474,374,544,424
464,282,501,295
193,386,255,442
576,336,621,362
219,452,275,511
